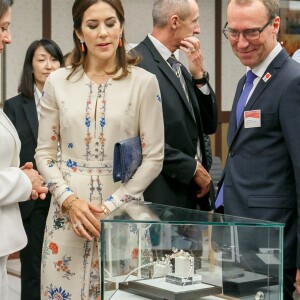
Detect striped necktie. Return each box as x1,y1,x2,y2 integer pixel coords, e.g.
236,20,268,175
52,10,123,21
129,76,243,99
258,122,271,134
167,54,190,103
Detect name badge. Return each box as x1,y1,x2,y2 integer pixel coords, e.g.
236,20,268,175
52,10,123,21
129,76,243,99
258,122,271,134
244,110,261,128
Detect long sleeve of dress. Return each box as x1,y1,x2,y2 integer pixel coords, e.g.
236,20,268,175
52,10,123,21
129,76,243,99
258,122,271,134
106,74,164,211
35,67,164,212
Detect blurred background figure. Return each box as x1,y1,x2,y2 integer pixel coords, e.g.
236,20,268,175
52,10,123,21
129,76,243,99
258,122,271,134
4,38,63,300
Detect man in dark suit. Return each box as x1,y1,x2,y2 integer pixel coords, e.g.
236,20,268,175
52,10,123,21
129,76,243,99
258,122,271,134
135,0,217,211
216,0,300,298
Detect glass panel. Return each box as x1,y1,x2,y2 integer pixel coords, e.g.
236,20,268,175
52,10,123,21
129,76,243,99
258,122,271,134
100,201,284,300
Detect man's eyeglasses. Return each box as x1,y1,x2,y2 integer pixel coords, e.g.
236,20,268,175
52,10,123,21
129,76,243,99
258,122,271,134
222,17,275,41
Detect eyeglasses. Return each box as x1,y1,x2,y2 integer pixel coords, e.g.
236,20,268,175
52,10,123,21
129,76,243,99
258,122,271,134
222,17,274,41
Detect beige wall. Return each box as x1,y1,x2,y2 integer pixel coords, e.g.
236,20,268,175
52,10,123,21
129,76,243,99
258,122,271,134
5,0,42,100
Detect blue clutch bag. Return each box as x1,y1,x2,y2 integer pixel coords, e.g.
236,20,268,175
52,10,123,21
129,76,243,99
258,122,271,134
113,136,142,183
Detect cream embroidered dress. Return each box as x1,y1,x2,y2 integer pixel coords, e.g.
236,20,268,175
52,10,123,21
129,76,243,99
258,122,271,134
35,66,164,300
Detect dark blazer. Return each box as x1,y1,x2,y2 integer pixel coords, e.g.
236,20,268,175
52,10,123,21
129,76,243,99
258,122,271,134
135,36,217,210
221,48,300,269
3,93,51,218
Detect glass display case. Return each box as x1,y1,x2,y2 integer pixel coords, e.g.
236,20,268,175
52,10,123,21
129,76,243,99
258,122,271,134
100,201,284,300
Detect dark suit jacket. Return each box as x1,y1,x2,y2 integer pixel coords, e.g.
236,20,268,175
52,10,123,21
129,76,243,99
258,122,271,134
3,93,51,219
135,36,217,210
221,48,300,269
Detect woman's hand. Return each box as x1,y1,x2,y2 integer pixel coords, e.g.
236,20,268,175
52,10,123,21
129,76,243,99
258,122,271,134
64,195,103,241
20,162,48,199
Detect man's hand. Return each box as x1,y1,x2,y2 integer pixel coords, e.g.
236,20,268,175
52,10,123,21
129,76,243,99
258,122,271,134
180,36,204,79
193,161,211,198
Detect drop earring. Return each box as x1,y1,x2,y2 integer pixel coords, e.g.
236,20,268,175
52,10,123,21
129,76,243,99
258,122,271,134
118,35,122,48
80,40,85,52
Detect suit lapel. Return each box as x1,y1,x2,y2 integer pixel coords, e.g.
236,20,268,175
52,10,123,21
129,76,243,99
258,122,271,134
228,77,245,146
23,98,38,141
142,37,196,122
228,48,289,149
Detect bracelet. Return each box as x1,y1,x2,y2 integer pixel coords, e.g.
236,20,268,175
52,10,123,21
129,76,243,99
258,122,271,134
66,196,78,211
100,203,110,215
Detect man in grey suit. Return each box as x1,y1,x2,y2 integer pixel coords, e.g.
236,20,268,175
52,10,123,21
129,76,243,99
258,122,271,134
135,0,217,211
216,0,300,298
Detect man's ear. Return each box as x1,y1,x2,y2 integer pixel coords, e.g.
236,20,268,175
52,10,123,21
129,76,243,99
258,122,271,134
273,16,280,35
170,15,179,30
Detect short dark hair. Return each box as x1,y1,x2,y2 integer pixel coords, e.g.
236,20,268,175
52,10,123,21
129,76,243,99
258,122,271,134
18,39,64,99
0,0,13,19
69,0,139,80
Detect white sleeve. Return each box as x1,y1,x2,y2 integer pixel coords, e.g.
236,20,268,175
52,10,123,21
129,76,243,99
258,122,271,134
0,167,32,206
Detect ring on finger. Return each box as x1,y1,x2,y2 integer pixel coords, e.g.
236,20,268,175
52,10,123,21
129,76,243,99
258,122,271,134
73,222,83,229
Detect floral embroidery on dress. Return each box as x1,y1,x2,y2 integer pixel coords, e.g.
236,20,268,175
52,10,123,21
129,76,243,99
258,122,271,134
66,159,78,172
55,255,75,280
97,82,110,161
89,260,100,299
156,95,161,102
140,132,146,149
46,284,71,300
49,242,58,254
81,240,92,298
50,125,60,142
123,195,141,203
84,81,111,162
47,159,55,168
41,226,53,269
68,143,73,148
47,181,59,195
53,216,67,230
89,176,103,203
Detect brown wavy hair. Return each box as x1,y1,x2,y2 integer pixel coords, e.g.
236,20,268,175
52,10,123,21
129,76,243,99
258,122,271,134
0,0,13,19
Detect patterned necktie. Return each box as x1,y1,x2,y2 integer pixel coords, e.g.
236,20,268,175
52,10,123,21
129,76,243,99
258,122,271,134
236,70,257,126
215,70,257,210
167,54,201,160
167,54,190,103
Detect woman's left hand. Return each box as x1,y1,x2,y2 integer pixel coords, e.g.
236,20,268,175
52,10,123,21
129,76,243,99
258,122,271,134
68,198,102,241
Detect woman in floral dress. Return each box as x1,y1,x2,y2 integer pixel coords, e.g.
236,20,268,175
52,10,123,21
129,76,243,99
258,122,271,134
35,0,164,299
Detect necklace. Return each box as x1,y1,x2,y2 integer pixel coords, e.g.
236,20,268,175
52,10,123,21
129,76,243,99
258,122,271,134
87,65,118,77
91,72,109,77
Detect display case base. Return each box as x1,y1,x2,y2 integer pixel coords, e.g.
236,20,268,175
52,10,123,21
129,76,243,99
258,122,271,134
119,278,222,300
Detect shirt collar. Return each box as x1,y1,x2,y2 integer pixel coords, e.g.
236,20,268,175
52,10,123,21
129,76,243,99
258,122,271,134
34,84,43,103
148,33,173,62
248,42,282,78
34,84,42,98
